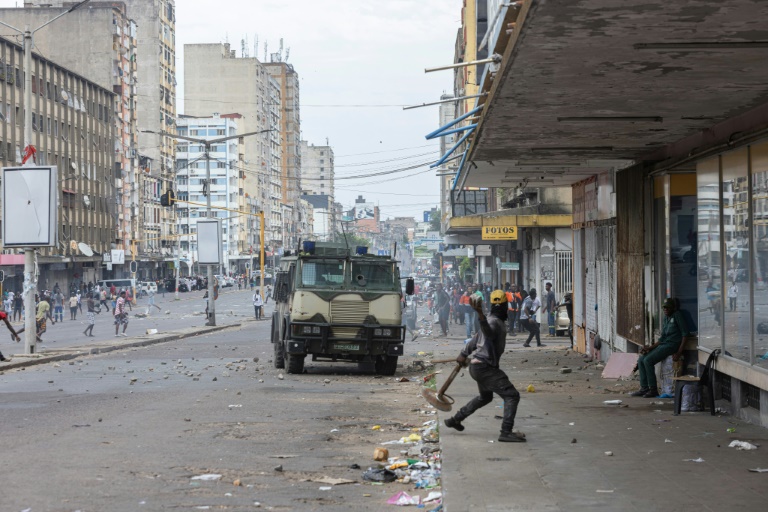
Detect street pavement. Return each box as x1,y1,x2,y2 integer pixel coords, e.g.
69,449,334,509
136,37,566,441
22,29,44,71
2,286,267,354
2,306,768,511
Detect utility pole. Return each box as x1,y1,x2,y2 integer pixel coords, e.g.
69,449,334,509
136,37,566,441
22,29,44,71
0,0,91,354
145,127,273,326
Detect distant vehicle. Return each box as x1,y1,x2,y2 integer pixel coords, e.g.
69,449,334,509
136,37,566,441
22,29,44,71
555,301,571,336
97,278,136,293
138,281,158,295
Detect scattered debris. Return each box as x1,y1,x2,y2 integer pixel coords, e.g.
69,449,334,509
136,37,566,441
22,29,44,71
526,384,535,393
605,451,613,456
683,458,705,463
191,474,222,481
362,468,397,483
387,491,421,506
729,440,758,451
748,468,768,473
603,400,623,405
560,367,572,374
374,447,389,461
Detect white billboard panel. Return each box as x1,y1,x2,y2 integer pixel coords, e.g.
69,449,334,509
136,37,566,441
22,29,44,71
197,220,223,265
355,202,375,220
1,166,58,247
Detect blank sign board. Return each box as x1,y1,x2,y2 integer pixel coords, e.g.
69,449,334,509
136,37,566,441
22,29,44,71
1,166,58,247
197,219,222,265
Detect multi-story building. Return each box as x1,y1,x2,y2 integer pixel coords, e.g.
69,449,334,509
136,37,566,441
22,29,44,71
0,2,139,268
300,141,334,199
184,43,281,256
24,0,178,279
0,36,115,292
264,61,302,248
175,115,245,274
351,195,380,235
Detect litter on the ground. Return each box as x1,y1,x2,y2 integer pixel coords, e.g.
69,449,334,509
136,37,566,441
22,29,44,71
387,491,421,506
596,490,614,493
748,468,768,473
191,474,222,481
684,457,705,463
423,491,442,502
729,440,758,451
603,400,622,405
362,468,397,483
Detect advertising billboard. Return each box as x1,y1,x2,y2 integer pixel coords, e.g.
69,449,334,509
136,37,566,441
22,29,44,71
355,203,375,220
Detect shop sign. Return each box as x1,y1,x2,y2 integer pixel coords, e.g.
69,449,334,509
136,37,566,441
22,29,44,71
482,226,518,240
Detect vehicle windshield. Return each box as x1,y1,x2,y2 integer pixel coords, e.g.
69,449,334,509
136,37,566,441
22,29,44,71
299,260,345,288
351,262,398,291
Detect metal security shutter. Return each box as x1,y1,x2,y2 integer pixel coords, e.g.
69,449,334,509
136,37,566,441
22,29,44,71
555,250,573,301
596,224,616,345
585,226,598,333
573,229,585,327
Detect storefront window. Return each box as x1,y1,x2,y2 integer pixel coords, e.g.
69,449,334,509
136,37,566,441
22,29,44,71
721,149,751,363
697,157,722,352
751,142,768,369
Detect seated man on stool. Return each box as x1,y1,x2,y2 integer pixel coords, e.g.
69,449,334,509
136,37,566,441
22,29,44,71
630,298,691,398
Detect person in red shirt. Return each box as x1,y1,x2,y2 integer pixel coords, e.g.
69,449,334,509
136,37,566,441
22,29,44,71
114,291,129,337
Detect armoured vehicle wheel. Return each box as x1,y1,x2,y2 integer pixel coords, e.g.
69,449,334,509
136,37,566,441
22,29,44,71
286,353,305,374
272,316,285,369
375,355,398,376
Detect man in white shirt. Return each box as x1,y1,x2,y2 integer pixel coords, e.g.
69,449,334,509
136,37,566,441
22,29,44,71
520,288,542,347
253,291,264,319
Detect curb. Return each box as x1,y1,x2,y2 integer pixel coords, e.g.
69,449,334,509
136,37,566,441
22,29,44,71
0,322,245,371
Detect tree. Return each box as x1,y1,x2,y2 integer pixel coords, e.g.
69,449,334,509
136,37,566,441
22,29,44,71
458,256,473,280
429,208,442,232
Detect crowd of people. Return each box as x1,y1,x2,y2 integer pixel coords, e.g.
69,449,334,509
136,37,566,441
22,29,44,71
412,279,562,346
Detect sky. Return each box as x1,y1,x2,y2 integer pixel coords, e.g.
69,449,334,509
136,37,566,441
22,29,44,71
0,0,461,221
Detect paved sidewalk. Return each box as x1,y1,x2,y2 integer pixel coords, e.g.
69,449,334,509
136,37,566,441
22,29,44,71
430,334,768,512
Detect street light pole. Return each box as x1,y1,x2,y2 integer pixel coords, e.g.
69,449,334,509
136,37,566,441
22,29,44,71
0,0,91,354
143,128,273,327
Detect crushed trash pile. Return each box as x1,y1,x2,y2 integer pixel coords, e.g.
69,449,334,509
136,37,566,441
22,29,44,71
362,418,443,509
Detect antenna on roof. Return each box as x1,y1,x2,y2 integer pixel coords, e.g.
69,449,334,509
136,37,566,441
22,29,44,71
264,41,268,62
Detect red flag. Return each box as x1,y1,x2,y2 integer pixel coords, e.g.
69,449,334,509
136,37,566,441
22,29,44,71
21,145,37,164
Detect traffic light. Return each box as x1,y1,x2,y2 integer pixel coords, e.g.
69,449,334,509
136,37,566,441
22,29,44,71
0,270,4,283
160,190,176,207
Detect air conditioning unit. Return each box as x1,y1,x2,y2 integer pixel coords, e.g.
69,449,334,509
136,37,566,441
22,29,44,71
115,178,123,188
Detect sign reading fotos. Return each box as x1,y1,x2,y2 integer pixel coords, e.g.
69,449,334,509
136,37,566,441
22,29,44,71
1,166,58,247
481,226,518,240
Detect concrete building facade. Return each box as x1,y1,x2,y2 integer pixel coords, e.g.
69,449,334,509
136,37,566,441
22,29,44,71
184,43,282,255
0,35,116,293
264,61,302,249
1,2,139,263
446,0,768,427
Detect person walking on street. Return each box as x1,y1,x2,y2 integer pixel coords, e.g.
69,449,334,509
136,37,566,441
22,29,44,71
69,294,78,320
53,290,64,323
99,289,110,312
0,309,22,362
146,289,161,315
76,290,83,314
114,291,129,337
728,282,738,311
435,283,451,336
521,288,542,347
253,290,263,319
443,290,525,443
83,292,97,337
36,297,50,342
543,282,557,336
12,292,23,322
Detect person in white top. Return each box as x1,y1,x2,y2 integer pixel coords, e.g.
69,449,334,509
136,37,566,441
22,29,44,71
520,288,542,347
727,282,738,311
253,291,264,319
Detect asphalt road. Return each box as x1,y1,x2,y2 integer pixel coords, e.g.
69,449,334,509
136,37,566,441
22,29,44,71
0,306,441,511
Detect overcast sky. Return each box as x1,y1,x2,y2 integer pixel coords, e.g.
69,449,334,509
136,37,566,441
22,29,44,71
0,0,460,220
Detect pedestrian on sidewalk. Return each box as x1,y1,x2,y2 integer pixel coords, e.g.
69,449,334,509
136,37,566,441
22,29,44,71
543,282,557,336
146,289,161,315
630,298,691,398
253,290,263,319
76,290,83,314
36,296,50,342
520,288,542,347
83,292,97,337
69,294,79,320
443,290,525,443
435,283,451,336
114,291,129,337
0,309,21,362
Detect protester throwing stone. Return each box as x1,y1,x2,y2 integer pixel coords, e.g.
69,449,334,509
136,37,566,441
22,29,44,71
443,290,525,443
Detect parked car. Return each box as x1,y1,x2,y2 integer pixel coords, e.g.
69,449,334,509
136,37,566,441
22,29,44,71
555,300,571,336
